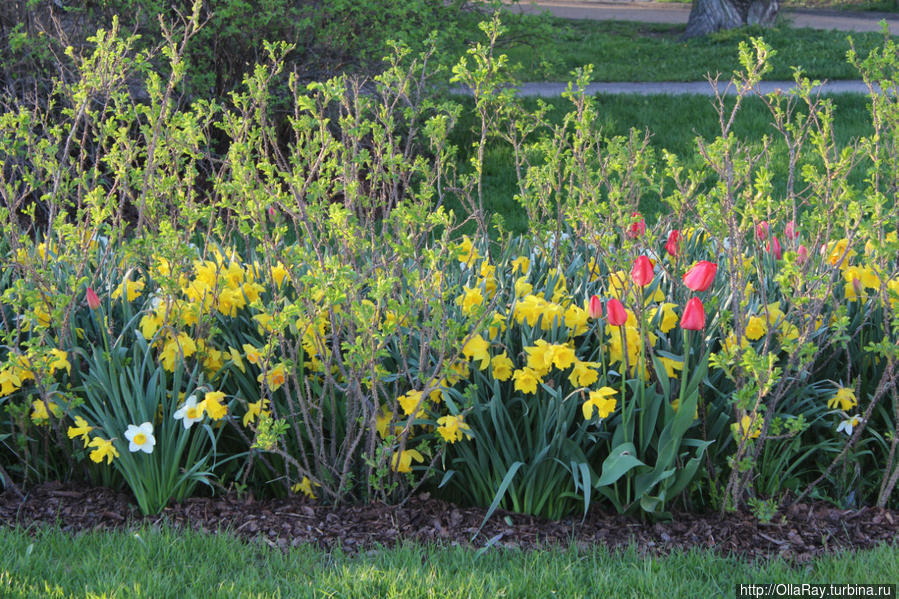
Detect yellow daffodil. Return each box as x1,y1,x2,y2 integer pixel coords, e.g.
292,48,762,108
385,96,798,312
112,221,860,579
491,353,515,382
111,276,145,302
88,437,119,464
258,362,287,392
511,256,530,275
243,344,263,366
524,340,555,376
30,399,62,424
456,235,478,266
514,276,533,298
201,391,228,420
744,316,767,341
734,414,762,440
243,398,270,427
512,367,541,395
398,390,426,417
0,368,22,395
67,416,94,447
654,303,679,334
391,448,424,473
376,405,402,439
550,343,576,370
159,333,197,372
445,360,469,385
271,262,289,288
456,286,484,316
826,238,853,267
568,359,600,388
564,303,590,336
514,294,547,327
228,347,246,373
487,313,507,339
828,386,857,411
658,356,684,379
461,334,491,370
292,476,320,499
436,415,472,443
48,349,71,375
582,387,617,420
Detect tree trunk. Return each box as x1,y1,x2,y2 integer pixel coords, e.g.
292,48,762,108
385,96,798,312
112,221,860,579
683,0,779,39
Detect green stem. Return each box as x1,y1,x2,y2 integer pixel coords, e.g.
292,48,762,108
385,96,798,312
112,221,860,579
680,329,691,411
620,326,629,446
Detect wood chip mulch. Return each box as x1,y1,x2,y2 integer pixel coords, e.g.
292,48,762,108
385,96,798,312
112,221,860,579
1,481,897,562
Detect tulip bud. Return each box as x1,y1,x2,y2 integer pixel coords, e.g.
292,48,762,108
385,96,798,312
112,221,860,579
86,287,101,310
588,295,603,319
797,244,809,264
606,298,627,326
631,255,654,287
756,221,769,241
680,297,705,331
682,261,717,292
665,229,680,257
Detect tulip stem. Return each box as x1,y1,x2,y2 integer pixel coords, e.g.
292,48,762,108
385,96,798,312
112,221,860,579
620,325,629,446
680,330,691,415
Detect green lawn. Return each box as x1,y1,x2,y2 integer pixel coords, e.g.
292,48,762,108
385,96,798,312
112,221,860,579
0,526,896,598
484,13,895,82
446,92,874,234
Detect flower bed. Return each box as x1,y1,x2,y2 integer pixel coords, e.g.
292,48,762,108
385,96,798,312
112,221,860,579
1,16,898,520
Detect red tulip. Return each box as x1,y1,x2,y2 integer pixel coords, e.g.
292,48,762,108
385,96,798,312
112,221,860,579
767,235,782,260
756,221,769,241
665,229,680,257
606,298,627,326
588,295,603,319
797,244,809,264
680,297,705,331
86,287,101,310
682,261,717,292
784,220,798,240
626,212,645,239
631,255,654,287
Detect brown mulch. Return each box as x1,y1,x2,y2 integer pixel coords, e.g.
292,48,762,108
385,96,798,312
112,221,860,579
1,481,896,562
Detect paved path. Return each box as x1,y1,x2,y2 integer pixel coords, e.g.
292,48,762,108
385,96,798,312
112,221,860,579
505,0,899,33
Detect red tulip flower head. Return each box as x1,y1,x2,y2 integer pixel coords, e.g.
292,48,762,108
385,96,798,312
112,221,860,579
665,229,680,257
588,295,603,319
784,220,798,240
767,235,782,260
756,221,769,241
682,261,717,292
605,298,627,326
680,297,706,331
797,244,809,264
627,212,646,239
86,287,101,310
631,255,654,287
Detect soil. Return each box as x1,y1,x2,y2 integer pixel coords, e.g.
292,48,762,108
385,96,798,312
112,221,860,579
1,481,897,561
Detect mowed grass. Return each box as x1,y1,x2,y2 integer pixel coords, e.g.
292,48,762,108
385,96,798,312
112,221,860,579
0,526,896,598
446,92,874,234
482,13,896,82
